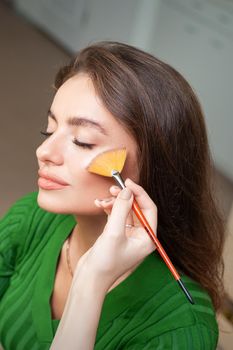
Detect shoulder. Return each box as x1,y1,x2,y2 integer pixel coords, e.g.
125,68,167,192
1,191,49,241
129,254,218,348
124,279,218,349
1,191,39,221
0,192,39,245
124,322,218,349
138,253,218,328
105,252,218,349
0,192,67,260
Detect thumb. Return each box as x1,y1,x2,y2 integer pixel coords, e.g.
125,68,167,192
104,187,133,237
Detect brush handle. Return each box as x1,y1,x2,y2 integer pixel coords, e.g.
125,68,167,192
111,171,194,304
132,199,180,280
133,198,194,304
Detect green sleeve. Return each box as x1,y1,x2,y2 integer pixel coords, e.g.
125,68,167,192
0,192,38,298
124,323,218,349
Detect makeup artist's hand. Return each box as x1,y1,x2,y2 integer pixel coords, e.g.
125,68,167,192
52,180,157,350
73,179,157,292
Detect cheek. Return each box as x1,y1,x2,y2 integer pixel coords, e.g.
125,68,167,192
69,145,139,198
71,162,113,199
69,149,113,196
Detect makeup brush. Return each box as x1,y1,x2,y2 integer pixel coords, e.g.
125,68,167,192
87,148,194,305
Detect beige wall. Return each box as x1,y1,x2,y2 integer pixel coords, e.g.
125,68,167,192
0,2,69,216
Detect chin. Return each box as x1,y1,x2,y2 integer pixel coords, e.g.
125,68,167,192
37,192,66,214
37,190,102,216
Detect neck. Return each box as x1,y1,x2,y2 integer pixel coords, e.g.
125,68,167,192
72,214,107,254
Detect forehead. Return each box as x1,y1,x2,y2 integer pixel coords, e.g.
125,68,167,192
51,74,112,126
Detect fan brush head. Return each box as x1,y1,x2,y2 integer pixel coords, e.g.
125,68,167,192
87,148,127,177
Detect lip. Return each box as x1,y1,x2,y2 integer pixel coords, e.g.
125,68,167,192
38,170,69,190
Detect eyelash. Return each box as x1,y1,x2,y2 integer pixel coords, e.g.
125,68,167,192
40,131,95,150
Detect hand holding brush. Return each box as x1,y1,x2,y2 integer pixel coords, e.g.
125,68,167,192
87,148,194,304
75,180,157,290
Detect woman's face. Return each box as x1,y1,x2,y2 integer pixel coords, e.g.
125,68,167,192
36,73,139,215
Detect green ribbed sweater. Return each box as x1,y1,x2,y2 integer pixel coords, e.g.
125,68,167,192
0,192,218,349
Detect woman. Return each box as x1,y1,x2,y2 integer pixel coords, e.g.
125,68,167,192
0,41,225,349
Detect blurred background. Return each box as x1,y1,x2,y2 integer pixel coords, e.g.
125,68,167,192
0,0,232,348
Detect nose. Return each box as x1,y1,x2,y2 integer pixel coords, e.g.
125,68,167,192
36,134,64,166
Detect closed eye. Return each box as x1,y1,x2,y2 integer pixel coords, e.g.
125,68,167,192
40,131,95,150
40,131,53,137
72,139,95,149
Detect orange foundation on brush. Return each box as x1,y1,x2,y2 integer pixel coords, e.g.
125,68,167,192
87,148,194,305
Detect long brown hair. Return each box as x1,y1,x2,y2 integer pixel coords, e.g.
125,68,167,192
54,41,225,310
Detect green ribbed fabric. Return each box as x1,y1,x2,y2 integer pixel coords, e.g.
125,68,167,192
0,192,218,349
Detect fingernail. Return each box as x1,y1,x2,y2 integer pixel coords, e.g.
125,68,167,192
103,198,112,203
94,199,102,207
119,188,132,200
125,178,133,185
96,198,112,203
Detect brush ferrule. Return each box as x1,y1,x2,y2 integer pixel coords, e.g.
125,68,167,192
111,170,125,189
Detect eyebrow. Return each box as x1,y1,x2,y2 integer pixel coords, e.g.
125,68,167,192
47,109,108,136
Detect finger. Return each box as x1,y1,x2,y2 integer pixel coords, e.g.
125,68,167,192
96,199,135,232
109,185,121,197
94,196,115,207
108,185,135,226
105,187,133,239
125,179,155,210
95,200,134,231
94,197,115,216
125,210,134,227
109,185,143,228
125,178,157,232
